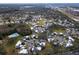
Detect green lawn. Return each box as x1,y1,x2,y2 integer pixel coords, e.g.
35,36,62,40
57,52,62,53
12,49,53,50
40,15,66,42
37,18,46,26
53,28,65,33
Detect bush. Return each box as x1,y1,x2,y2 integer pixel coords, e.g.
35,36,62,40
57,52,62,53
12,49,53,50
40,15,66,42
0,47,6,55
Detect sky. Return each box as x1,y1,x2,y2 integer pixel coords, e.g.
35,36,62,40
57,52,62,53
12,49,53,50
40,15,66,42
0,0,79,3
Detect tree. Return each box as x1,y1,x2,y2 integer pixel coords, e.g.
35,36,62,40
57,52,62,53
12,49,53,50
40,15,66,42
16,24,32,36
0,46,6,55
0,33,3,40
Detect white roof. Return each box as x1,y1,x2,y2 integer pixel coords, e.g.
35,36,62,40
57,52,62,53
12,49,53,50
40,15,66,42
16,40,21,47
54,32,58,34
16,44,24,49
66,43,73,47
35,30,38,33
8,33,19,38
31,34,36,38
36,46,42,51
59,32,63,35
25,36,29,38
65,40,73,47
32,47,35,51
68,36,74,42
18,49,28,54
31,46,35,51
48,38,54,42
39,42,46,47
31,27,33,30
48,38,51,42
53,42,58,45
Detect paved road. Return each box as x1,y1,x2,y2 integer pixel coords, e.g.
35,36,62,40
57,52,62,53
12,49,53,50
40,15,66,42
58,9,79,22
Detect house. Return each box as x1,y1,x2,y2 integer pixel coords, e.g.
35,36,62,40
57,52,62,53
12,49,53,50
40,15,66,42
39,42,46,47
19,44,25,49
30,27,34,30
31,46,37,53
24,36,30,40
36,46,42,51
51,33,54,36
68,36,74,42
31,47,38,54
65,40,73,48
35,29,39,33
31,34,36,38
31,46,35,51
53,32,58,35
25,36,29,38
23,38,26,41
47,38,54,43
48,34,54,43
22,36,30,42
18,48,28,54
59,32,63,35
8,33,19,38
15,40,22,49
65,36,74,48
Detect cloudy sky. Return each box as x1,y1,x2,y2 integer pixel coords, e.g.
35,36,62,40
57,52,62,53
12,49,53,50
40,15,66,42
0,0,79,3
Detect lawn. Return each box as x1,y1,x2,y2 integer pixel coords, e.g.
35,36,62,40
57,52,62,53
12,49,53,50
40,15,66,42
37,18,46,26
3,35,23,54
50,25,66,33
53,28,65,33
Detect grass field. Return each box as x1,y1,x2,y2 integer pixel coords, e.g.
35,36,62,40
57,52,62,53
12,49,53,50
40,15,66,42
37,18,46,26
3,35,22,54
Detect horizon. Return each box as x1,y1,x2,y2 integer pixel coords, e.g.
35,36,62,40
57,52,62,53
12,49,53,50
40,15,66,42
0,3,79,8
